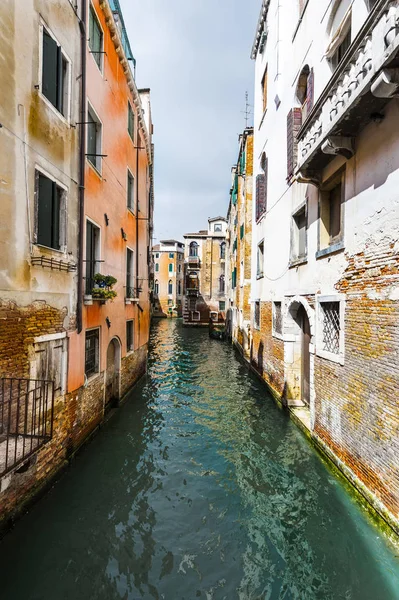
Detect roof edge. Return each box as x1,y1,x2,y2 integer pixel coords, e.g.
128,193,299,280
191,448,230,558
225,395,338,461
250,0,271,60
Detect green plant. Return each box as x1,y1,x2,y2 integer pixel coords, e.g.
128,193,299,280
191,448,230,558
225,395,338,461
91,273,117,301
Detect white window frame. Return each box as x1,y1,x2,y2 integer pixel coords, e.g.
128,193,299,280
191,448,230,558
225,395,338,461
88,2,104,75
272,300,284,341
85,327,101,380
316,294,345,365
127,168,135,213
192,311,200,321
87,101,103,175
34,165,68,254
38,20,72,124
126,319,134,354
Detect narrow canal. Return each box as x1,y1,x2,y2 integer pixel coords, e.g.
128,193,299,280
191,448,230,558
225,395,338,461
1,319,399,600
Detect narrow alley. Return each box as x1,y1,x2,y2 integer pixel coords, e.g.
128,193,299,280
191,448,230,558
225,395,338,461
0,320,398,600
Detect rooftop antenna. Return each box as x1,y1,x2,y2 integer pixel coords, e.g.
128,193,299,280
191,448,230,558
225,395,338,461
241,91,253,128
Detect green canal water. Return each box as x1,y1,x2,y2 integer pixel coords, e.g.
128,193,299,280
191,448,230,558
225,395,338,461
1,319,399,599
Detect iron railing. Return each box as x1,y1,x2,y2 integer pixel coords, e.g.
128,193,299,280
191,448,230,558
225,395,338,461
0,378,54,477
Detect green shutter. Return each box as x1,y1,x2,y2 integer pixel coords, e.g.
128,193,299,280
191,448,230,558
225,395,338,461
37,174,53,248
232,173,238,205
240,224,244,239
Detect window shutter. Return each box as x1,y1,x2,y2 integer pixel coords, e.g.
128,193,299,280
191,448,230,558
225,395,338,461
286,108,302,181
306,68,314,115
255,174,266,221
59,188,67,251
37,174,53,248
42,29,58,107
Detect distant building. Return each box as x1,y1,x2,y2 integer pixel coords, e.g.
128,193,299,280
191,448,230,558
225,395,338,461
152,240,185,317
183,218,227,326
226,128,254,358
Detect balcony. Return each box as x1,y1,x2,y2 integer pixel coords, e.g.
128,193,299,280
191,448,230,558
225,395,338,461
297,1,399,178
125,286,140,304
186,255,200,268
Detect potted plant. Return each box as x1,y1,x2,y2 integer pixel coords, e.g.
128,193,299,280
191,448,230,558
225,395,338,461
91,274,117,303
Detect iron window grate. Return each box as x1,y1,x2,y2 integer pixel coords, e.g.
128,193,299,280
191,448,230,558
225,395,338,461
85,330,99,378
321,302,340,354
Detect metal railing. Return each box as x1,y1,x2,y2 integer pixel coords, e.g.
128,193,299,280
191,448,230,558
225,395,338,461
0,378,54,477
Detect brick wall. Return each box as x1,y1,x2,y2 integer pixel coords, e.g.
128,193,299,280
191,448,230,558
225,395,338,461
314,242,399,521
120,344,147,397
250,301,285,394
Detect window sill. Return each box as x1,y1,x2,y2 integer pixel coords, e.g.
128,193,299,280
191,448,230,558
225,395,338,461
90,54,104,77
289,256,308,269
256,213,266,225
316,348,344,366
38,91,70,126
256,273,264,280
85,372,101,385
126,348,135,356
316,241,344,260
34,244,65,255
272,331,284,341
87,160,102,179
127,207,136,216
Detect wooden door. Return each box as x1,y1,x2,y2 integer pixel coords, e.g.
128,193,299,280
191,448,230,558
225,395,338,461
299,306,311,405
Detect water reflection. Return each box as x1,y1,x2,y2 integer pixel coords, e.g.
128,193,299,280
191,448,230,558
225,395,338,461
0,319,398,600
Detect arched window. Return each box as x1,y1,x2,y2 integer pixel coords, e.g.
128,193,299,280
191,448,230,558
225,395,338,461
168,280,173,295
189,242,198,257
154,280,159,295
296,64,314,122
219,274,225,294
220,242,226,260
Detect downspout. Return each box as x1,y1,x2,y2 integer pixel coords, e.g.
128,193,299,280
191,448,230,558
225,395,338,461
77,0,87,334
210,236,213,299
135,141,139,300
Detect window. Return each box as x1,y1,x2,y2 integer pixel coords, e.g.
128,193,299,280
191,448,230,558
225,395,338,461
178,281,182,295
257,241,264,278
155,263,159,272
256,153,268,221
126,320,134,352
169,253,174,258
33,335,67,398
240,260,244,287
326,2,352,71
168,299,173,306
127,170,135,212
85,329,99,378
331,27,351,70
219,274,225,294
168,263,173,272
189,242,198,257
178,264,182,273
291,203,307,264
296,65,314,123
41,28,69,117
210,311,218,322
87,105,102,172
261,67,268,113
240,224,244,240
168,280,173,295
319,170,345,254
192,311,200,321
35,171,66,251
219,301,226,311
155,253,159,259
254,301,260,330
126,248,134,297
85,220,100,294
232,267,237,289
273,301,283,337
220,242,226,260
89,5,103,71
286,108,303,181
214,223,222,232
128,102,135,141
154,280,159,294
316,295,345,364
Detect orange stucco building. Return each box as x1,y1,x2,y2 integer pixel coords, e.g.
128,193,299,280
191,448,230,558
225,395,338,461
68,0,154,411
152,240,185,317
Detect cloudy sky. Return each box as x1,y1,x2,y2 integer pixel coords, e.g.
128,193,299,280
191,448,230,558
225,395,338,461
119,0,261,243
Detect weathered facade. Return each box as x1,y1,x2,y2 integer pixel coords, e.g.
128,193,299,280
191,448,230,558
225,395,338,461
0,0,154,530
183,218,227,326
152,240,185,317
248,0,399,532
226,128,254,358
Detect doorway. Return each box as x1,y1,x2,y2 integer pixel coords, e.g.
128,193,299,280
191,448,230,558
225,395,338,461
105,338,121,407
284,298,314,408
297,305,310,405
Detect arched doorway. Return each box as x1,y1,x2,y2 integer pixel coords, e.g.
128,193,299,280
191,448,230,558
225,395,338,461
284,297,314,409
105,338,121,407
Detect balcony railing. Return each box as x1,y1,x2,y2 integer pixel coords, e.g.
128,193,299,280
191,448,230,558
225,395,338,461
297,1,399,175
186,255,200,267
0,378,54,477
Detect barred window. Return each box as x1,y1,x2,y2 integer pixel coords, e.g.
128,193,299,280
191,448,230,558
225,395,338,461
85,329,99,378
126,320,134,352
321,302,340,354
254,301,260,330
273,301,282,335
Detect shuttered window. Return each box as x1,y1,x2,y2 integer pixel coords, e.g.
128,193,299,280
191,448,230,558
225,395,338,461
128,102,135,141
306,68,314,116
286,108,302,182
35,171,66,251
87,106,102,172
240,224,244,239
126,248,134,292
232,173,238,205
255,169,267,222
127,170,134,211
42,28,68,116
262,67,268,113
34,338,66,397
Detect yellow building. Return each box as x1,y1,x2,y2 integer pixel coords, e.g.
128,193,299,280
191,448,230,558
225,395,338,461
183,218,227,326
226,128,254,358
152,240,185,317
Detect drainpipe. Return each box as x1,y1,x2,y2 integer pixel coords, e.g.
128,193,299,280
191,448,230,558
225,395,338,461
77,0,87,334
135,141,139,300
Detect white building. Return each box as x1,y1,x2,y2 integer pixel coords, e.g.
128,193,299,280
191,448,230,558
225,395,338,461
250,0,399,532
